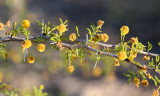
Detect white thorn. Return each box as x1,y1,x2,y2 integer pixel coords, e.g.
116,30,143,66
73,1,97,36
94,52,99,69
86,34,88,45
24,48,28,62
69,55,70,66
41,19,44,35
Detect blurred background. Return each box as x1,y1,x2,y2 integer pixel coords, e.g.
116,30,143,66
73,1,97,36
0,0,160,96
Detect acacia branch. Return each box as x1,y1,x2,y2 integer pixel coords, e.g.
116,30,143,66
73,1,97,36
0,36,160,74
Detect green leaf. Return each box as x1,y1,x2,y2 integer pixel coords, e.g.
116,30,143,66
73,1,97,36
64,20,68,24
59,18,63,24
127,76,132,84
123,73,131,77
128,69,135,76
152,77,158,86
155,75,160,84
97,55,101,62
101,57,106,63
140,71,146,80
91,24,95,32
86,28,92,42
148,58,155,68
75,26,80,36
156,56,159,63
148,41,152,52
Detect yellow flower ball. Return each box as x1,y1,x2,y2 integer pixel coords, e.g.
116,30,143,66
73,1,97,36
143,56,150,61
114,58,120,66
92,67,102,77
24,40,32,48
133,52,138,58
146,73,152,79
57,24,66,33
37,44,46,52
69,33,76,41
39,84,44,90
101,33,109,42
97,20,104,28
133,78,140,87
0,23,4,30
72,54,76,60
27,56,35,64
120,26,129,35
141,79,149,87
142,65,147,73
68,65,75,74
131,37,137,45
22,20,30,29
117,51,127,60
128,54,134,61
12,54,22,64
6,20,11,27
152,90,159,96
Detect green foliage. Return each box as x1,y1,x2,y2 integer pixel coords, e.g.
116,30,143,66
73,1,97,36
148,58,155,68
0,44,7,59
140,71,146,80
123,69,139,84
33,86,47,96
0,18,160,95
37,20,56,36
147,41,152,52
75,26,80,37
86,23,102,44
22,28,30,40
123,73,132,84
152,77,158,86
0,82,19,96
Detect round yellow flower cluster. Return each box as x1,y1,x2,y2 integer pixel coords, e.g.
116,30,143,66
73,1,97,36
101,33,109,42
22,40,32,49
56,42,64,51
128,53,134,61
133,52,138,58
120,26,129,35
117,51,127,60
131,37,137,45
6,20,10,27
133,78,140,87
27,56,35,64
92,67,102,77
69,33,76,41
0,23,4,30
39,84,44,90
22,20,30,29
37,44,46,52
72,54,76,60
114,58,120,66
152,89,159,96
146,73,152,79
68,65,75,74
141,79,149,87
57,24,66,33
142,65,147,73
97,20,104,28
143,56,150,61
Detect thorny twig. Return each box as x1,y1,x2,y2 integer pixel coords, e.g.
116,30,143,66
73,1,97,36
0,35,160,74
